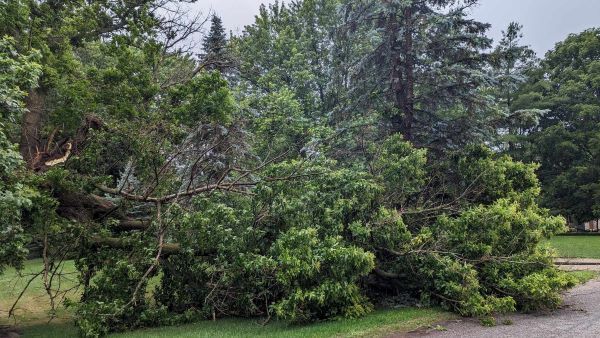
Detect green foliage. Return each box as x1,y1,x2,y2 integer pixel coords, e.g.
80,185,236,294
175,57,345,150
155,162,379,327
338,0,494,145
0,36,42,121
75,234,158,337
170,71,235,126
0,36,41,273
202,15,232,72
510,28,600,222
246,88,309,155
1,0,593,336
371,134,427,206
272,228,374,322
0,128,37,273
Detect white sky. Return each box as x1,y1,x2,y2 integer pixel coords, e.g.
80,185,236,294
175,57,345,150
191,0,600,56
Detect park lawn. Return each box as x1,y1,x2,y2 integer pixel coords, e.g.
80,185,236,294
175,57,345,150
547,236,600,259
3,260,454,338
107,308,453,338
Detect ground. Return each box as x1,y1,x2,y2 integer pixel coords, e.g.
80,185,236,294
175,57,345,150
2,236,599,337
1,260,453,338
400,274,600,338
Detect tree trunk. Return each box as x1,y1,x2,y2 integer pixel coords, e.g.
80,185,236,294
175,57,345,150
20,89,46,164
389,6,415,141
401,6,415,142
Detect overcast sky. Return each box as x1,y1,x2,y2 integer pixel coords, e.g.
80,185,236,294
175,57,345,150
191,0,599,56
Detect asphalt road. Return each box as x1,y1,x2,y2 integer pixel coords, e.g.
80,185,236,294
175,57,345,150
403,278,600,338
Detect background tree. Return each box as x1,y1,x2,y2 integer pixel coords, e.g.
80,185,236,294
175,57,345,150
489,22,538,110
233,0,341,158
202,14,233,72
338,0,494,148
510,28,600,223
488,22,544,154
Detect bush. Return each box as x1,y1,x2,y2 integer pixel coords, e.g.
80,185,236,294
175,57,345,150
73,142,574,335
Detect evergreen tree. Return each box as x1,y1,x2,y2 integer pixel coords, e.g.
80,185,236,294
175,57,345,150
202,14,231,72
490,22,538,110
489,22,543,153
339,0,494,148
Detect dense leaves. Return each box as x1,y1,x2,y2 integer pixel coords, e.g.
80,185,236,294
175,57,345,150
0,0,594,337
0,36,41,272
510,29,600,222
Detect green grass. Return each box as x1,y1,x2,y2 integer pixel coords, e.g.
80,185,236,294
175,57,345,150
0,259,79,328
566,270,600,285
18,308,453,338
2,260,453,338
547,236,600,258
108,308,453,338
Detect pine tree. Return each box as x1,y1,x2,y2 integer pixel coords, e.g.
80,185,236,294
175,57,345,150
489,22,543,154
202,14,231,72
490,22,537,110
339,0,493,148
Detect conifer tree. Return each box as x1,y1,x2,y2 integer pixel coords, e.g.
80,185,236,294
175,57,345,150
202,14,231,72
489,22,543,153
490,22,537,110
339,0,493,148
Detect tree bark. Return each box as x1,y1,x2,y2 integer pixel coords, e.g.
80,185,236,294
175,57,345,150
20,89,46,164
401,6,415,142
389,6,415,141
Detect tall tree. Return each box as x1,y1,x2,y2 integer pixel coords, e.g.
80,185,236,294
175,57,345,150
489,22,543,153
339,0,493,147
511,28,600,223
202,14,232,72
489,22,537,110
233,1,340,157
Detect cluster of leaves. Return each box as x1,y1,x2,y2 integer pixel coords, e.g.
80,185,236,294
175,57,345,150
508,28,600,223
77,139,572,337
0,36,41,272
0,0,592,337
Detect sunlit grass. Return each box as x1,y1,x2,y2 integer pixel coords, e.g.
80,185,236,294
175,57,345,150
548,236,600,258
566,270,599,284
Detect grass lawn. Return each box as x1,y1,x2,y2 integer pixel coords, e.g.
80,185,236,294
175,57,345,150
2,260,454,338
112,308,452,338
547,236,600,259
0,259,79,328
568,270,600,284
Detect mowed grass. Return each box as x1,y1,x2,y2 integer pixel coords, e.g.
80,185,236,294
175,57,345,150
2,260,454,338
567,270,600,284
0,259,79,328
547,236,600,259
20,308,453,338
109,308,453,338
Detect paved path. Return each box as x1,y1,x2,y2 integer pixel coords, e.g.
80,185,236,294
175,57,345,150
556,258,600,271
401,278,600,338
555,258,600,265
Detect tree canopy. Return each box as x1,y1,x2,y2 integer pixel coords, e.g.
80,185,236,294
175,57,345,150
510,28,600,223
0,0,597,337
